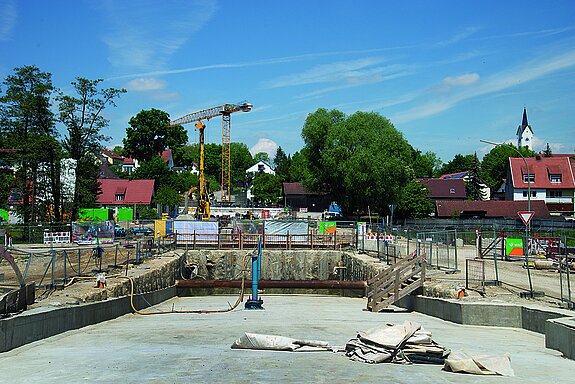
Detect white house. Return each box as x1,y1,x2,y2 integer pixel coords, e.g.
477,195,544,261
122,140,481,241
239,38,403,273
246,160,275,175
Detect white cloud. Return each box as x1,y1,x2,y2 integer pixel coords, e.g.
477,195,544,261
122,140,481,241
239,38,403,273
442,73,480,88
99,1,217,71
250,138,278,158
124,77,167,92
393,49,575,124
265,57,389,88
0,0,17,41
436,27,480,47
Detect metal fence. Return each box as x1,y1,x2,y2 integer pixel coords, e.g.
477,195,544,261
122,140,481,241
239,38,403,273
0,235,177,289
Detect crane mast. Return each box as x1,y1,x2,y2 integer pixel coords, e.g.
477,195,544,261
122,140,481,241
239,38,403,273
170,101,252,218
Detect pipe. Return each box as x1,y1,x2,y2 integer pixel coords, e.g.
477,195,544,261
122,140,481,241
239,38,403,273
176,279,367,290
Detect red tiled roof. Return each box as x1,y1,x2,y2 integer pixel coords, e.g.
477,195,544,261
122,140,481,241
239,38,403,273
418,178,466,199
102,149,124,161
97,179,154,205
509,156,575,189
436,200,551,218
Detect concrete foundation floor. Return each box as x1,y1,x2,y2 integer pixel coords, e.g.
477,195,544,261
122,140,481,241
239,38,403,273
1,295,573,383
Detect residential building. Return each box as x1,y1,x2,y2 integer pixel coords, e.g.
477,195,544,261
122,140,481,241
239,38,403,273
246,160,275,175
505,155,575,216
418,178,466,202
439,171,490,200
96,179,155,208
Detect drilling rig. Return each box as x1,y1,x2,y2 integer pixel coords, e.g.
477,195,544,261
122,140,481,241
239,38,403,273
170,101,252,219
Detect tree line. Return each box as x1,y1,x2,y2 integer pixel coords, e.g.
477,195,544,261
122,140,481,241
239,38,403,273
1,65,533,224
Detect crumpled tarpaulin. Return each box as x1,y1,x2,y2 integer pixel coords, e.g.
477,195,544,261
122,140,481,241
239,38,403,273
345,320,450,364
231,322,514,376
231,332,334,352
443,350,514,376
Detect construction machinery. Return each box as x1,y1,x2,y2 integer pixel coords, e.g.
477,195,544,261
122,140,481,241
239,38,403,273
170,101,252,219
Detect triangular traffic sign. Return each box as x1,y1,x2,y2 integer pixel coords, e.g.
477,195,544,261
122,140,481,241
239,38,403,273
518,211,534,226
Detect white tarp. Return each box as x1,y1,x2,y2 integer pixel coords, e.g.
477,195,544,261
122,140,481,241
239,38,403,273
231,333,333,352
444,351,514,376
173,220,218,243
264,221,308,242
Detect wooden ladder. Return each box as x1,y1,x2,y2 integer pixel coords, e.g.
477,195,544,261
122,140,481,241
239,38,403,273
366,251,425,312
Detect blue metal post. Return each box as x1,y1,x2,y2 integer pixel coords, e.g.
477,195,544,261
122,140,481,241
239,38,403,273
245,238,264,309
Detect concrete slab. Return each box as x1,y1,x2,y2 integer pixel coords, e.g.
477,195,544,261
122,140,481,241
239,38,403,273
0,295,573,383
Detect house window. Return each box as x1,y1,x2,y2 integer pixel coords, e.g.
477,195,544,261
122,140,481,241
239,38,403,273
115,194,125,201
522,174,535,183
522,191,536,198
549,190,563,198
549,174,562,183
449,188,455,194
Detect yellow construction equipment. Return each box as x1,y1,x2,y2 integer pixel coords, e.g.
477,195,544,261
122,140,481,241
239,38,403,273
170,101,252,219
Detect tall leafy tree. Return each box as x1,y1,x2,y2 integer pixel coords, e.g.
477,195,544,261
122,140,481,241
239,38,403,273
253,152,270,163
57,78,125,220
438,153,475,176
411,150,443,178
251,173,282,206
273,146,291,182
123,109,187,162
0,65,61,222
481,144,534,190
301,108,413,215
396,180,434,219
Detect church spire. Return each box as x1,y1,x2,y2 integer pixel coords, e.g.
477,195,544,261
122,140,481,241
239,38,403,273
521,107,528,129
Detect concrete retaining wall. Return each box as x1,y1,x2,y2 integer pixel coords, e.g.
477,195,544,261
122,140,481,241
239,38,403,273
0,254,184,353
397,294,575,360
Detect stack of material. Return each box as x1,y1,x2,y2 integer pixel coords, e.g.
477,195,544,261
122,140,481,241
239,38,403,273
345,320,449,364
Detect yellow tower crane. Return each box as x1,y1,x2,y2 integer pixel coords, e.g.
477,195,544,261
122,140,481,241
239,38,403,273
170,101,252,219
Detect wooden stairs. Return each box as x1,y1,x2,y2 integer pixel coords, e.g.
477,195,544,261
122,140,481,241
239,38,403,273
366,251,425,312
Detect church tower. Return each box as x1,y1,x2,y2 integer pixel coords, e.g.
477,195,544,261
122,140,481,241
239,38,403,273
516,107,533,149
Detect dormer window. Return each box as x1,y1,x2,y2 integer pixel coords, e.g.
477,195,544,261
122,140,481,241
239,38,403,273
522,174,535,183
549,174,562,183
115,194,125,201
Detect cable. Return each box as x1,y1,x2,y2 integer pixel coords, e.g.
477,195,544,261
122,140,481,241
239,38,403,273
63,250,253,315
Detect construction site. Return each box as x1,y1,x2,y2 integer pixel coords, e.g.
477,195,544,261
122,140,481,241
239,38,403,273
1,219,574,383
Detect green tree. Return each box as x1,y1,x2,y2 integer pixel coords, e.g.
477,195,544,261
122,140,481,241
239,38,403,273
251,173,282,206
253,152,270,164
230,142,253,189
438,153,475,176
481,144,534,190
131,155,171,190
123,109,187,162
288,150,311,183
301,108,413,214
57,78,126,220
0,65,62,222
465,153,484,200
396,180,434,219
154,185,183,209
411,150,443,178
273,146,291,182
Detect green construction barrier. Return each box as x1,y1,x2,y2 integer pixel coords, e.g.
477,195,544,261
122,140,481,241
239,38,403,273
0,208,8,222
117,207,133,221
78,208,109,221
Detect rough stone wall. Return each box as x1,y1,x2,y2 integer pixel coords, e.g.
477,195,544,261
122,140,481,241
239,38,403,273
183,250,385,281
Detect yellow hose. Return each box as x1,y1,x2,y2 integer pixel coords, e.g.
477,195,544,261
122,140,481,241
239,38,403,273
63,252,251,315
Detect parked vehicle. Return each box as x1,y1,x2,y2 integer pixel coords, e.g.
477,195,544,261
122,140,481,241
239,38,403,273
129,227,154,237
114,225,126,237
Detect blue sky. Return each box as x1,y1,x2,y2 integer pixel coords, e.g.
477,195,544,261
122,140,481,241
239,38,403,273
1,0,574,163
